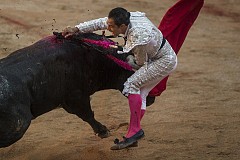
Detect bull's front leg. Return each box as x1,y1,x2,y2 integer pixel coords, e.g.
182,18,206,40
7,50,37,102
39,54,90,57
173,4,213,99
0,104,32,148
64,93,110,138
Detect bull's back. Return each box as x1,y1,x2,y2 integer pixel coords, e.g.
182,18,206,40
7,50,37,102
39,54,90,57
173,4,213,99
0,36,85,116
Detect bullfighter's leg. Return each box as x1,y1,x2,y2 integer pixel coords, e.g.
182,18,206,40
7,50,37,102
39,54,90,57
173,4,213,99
64,93,109,138
0,106,32,148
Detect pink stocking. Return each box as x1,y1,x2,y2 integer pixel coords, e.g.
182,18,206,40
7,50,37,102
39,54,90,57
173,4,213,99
126,94,142,138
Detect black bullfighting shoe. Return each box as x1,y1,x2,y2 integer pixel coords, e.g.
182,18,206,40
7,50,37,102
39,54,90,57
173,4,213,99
110,129,144,150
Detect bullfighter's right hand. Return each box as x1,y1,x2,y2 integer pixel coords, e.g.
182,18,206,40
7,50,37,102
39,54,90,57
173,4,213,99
126,55,141,71
62,26,79,38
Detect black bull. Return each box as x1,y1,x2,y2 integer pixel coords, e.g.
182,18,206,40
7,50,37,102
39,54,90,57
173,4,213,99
0,32,155,147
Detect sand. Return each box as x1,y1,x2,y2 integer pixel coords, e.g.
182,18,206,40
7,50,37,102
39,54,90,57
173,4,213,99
0,0,240,159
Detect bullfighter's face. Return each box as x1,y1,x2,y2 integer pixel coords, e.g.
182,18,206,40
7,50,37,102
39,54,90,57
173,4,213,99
107,18,127,37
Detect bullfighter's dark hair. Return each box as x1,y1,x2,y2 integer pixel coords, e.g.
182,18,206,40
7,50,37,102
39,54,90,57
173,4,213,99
108,7,130,26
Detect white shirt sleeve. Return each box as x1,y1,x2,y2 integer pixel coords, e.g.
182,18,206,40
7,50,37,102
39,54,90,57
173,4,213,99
75,17,108,33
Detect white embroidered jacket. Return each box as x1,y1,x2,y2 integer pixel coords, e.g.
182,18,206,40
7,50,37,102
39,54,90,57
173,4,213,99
75,12,164,66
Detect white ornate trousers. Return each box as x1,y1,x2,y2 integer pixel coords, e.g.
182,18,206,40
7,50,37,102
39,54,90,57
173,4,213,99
122,41,177,110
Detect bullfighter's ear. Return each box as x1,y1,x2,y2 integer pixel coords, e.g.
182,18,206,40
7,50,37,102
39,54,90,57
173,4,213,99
120,24,128,33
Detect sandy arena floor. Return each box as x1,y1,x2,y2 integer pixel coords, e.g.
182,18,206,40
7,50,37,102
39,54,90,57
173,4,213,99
0,0,240,159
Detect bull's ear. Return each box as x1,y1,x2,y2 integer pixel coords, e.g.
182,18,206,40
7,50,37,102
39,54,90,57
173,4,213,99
53,32,64,39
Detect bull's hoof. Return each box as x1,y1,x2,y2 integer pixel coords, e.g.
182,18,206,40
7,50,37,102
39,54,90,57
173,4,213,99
97,129,110,138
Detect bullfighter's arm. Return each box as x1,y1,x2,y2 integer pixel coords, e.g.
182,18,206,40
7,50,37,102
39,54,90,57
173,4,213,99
75,17,108,33
117,27,151,54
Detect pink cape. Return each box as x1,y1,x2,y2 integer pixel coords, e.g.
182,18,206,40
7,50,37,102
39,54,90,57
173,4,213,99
148,0,204,96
